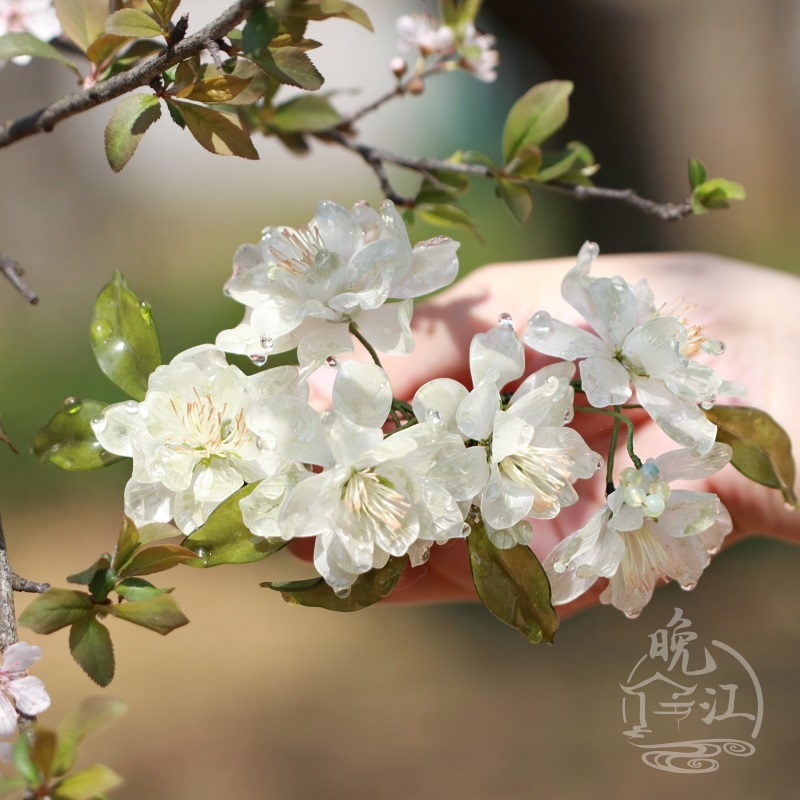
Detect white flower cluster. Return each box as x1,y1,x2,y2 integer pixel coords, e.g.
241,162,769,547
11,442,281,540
92,203,738,613
0,0,61,67
395,12,498,82
0,642,50,740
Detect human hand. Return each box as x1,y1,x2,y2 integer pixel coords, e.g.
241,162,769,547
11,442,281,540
300,252,800,613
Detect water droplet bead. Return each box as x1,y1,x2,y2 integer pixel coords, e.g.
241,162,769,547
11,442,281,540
680,580,697,592
701,338,725,356
595,456,605,471
249,353,267,367
497,312,514,328
334,586,351,599
122,400,138,414
528,310,553,337
624,609,641,619
419,546,431,564
461,521,472,536
220,419,234,440
669,410,683,424
425,409,442,423
611,275,628,291
62,397,81,414
91,414,108,434
563,407,574,424
326,356,339,368
260,336,274,352
90,319,113,347
643,494,665,518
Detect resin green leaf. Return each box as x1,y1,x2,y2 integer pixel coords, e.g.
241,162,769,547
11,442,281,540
90,272,161,400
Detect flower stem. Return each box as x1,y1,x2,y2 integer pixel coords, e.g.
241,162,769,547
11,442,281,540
349,322,383,368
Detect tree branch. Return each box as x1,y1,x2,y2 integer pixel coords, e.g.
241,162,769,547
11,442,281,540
0,251,38,304
11,574,50,594
323,134,694,220
0,509,19,651
0,0,265,150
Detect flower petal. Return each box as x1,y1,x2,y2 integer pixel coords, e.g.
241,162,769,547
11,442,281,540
356,300,415,356
469,324,524,389
579,356,632,407
333,362,392,429
7,676,50,717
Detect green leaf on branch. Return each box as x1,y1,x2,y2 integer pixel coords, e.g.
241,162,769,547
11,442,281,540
147,0,182,28
104,593,189,635
253,47,324,91
690,177,746,214
182,483,287,566
54,0,108,53
705,405,797,508
67,556,111,587
167,100,259,159
69,616,115,687
19,589,94,634
285,0,373,31
271,94,342,132
441,0,483,32
90,272,161,400
32,398,122,471
535,141,597,184
0,33,82,78
503,143,542,180
85,33,129,67
242,5,279,58
185,72,255,104
688,156,707,189
263,556,407,611
54,697,128,779
52,763,124,800
101,39,164,79
104,93,162,172
467,520,558,644
503,80,574,163
496,177,533,224
118,544,197,578
416,202,481,239
104,9,163,39
115,578,172,602
12,735,38,785
30,730,58,785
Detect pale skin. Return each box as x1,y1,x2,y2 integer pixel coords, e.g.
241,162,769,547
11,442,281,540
298,252,800,614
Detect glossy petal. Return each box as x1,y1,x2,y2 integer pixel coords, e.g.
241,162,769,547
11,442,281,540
469,324,524,388
332,362,392,429
579,355,632,407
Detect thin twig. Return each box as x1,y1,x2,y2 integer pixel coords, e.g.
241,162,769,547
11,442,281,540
11,574,50,594
324,135,695,220
0,252,38,304
0,0,264,150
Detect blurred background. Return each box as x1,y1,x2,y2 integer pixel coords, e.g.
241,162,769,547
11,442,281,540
1,0,800,797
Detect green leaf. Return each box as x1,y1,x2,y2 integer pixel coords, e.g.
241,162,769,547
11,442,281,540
138,522,181,546
496,178,533,224
19,589,94,634
0,32,82,78
242,5,279,58
112,517,140,572
69,617,115,687
253,47,324,91
52,764,124,800
182,483,287,566
118,544,197,578
85,33,129,66
690,177,747,214
67,556,110,587
12,735,38,786
101,39,164,79
185,73,255,104
147,0,182,28
105,9,163,39
502,80,574,163
115,578,172,602
53,698,127,779
467,520,558,644
503,143,542,179
54,0,108,53
288,0,373,31
263,556,407,611
688,156,707,189
271,94,341,132
166,100,186,128
30,730,58,785
705,405,797,508
32,398,122,471
104,93,162,172
104,593,189,635
167,100,259,159
441,0,483,32
535,141,596,183
416,203,481,239
90,272,161,400
211,59,269,106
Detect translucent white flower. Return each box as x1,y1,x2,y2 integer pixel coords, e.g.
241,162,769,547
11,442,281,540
524,242,742,454
396,12,454,56
0,642,50,737
413,321,600,548
246,362,476,592
91,345,305,534
216,200,460,378
544,443,733,617
457,23,499,82
0,1,61,66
